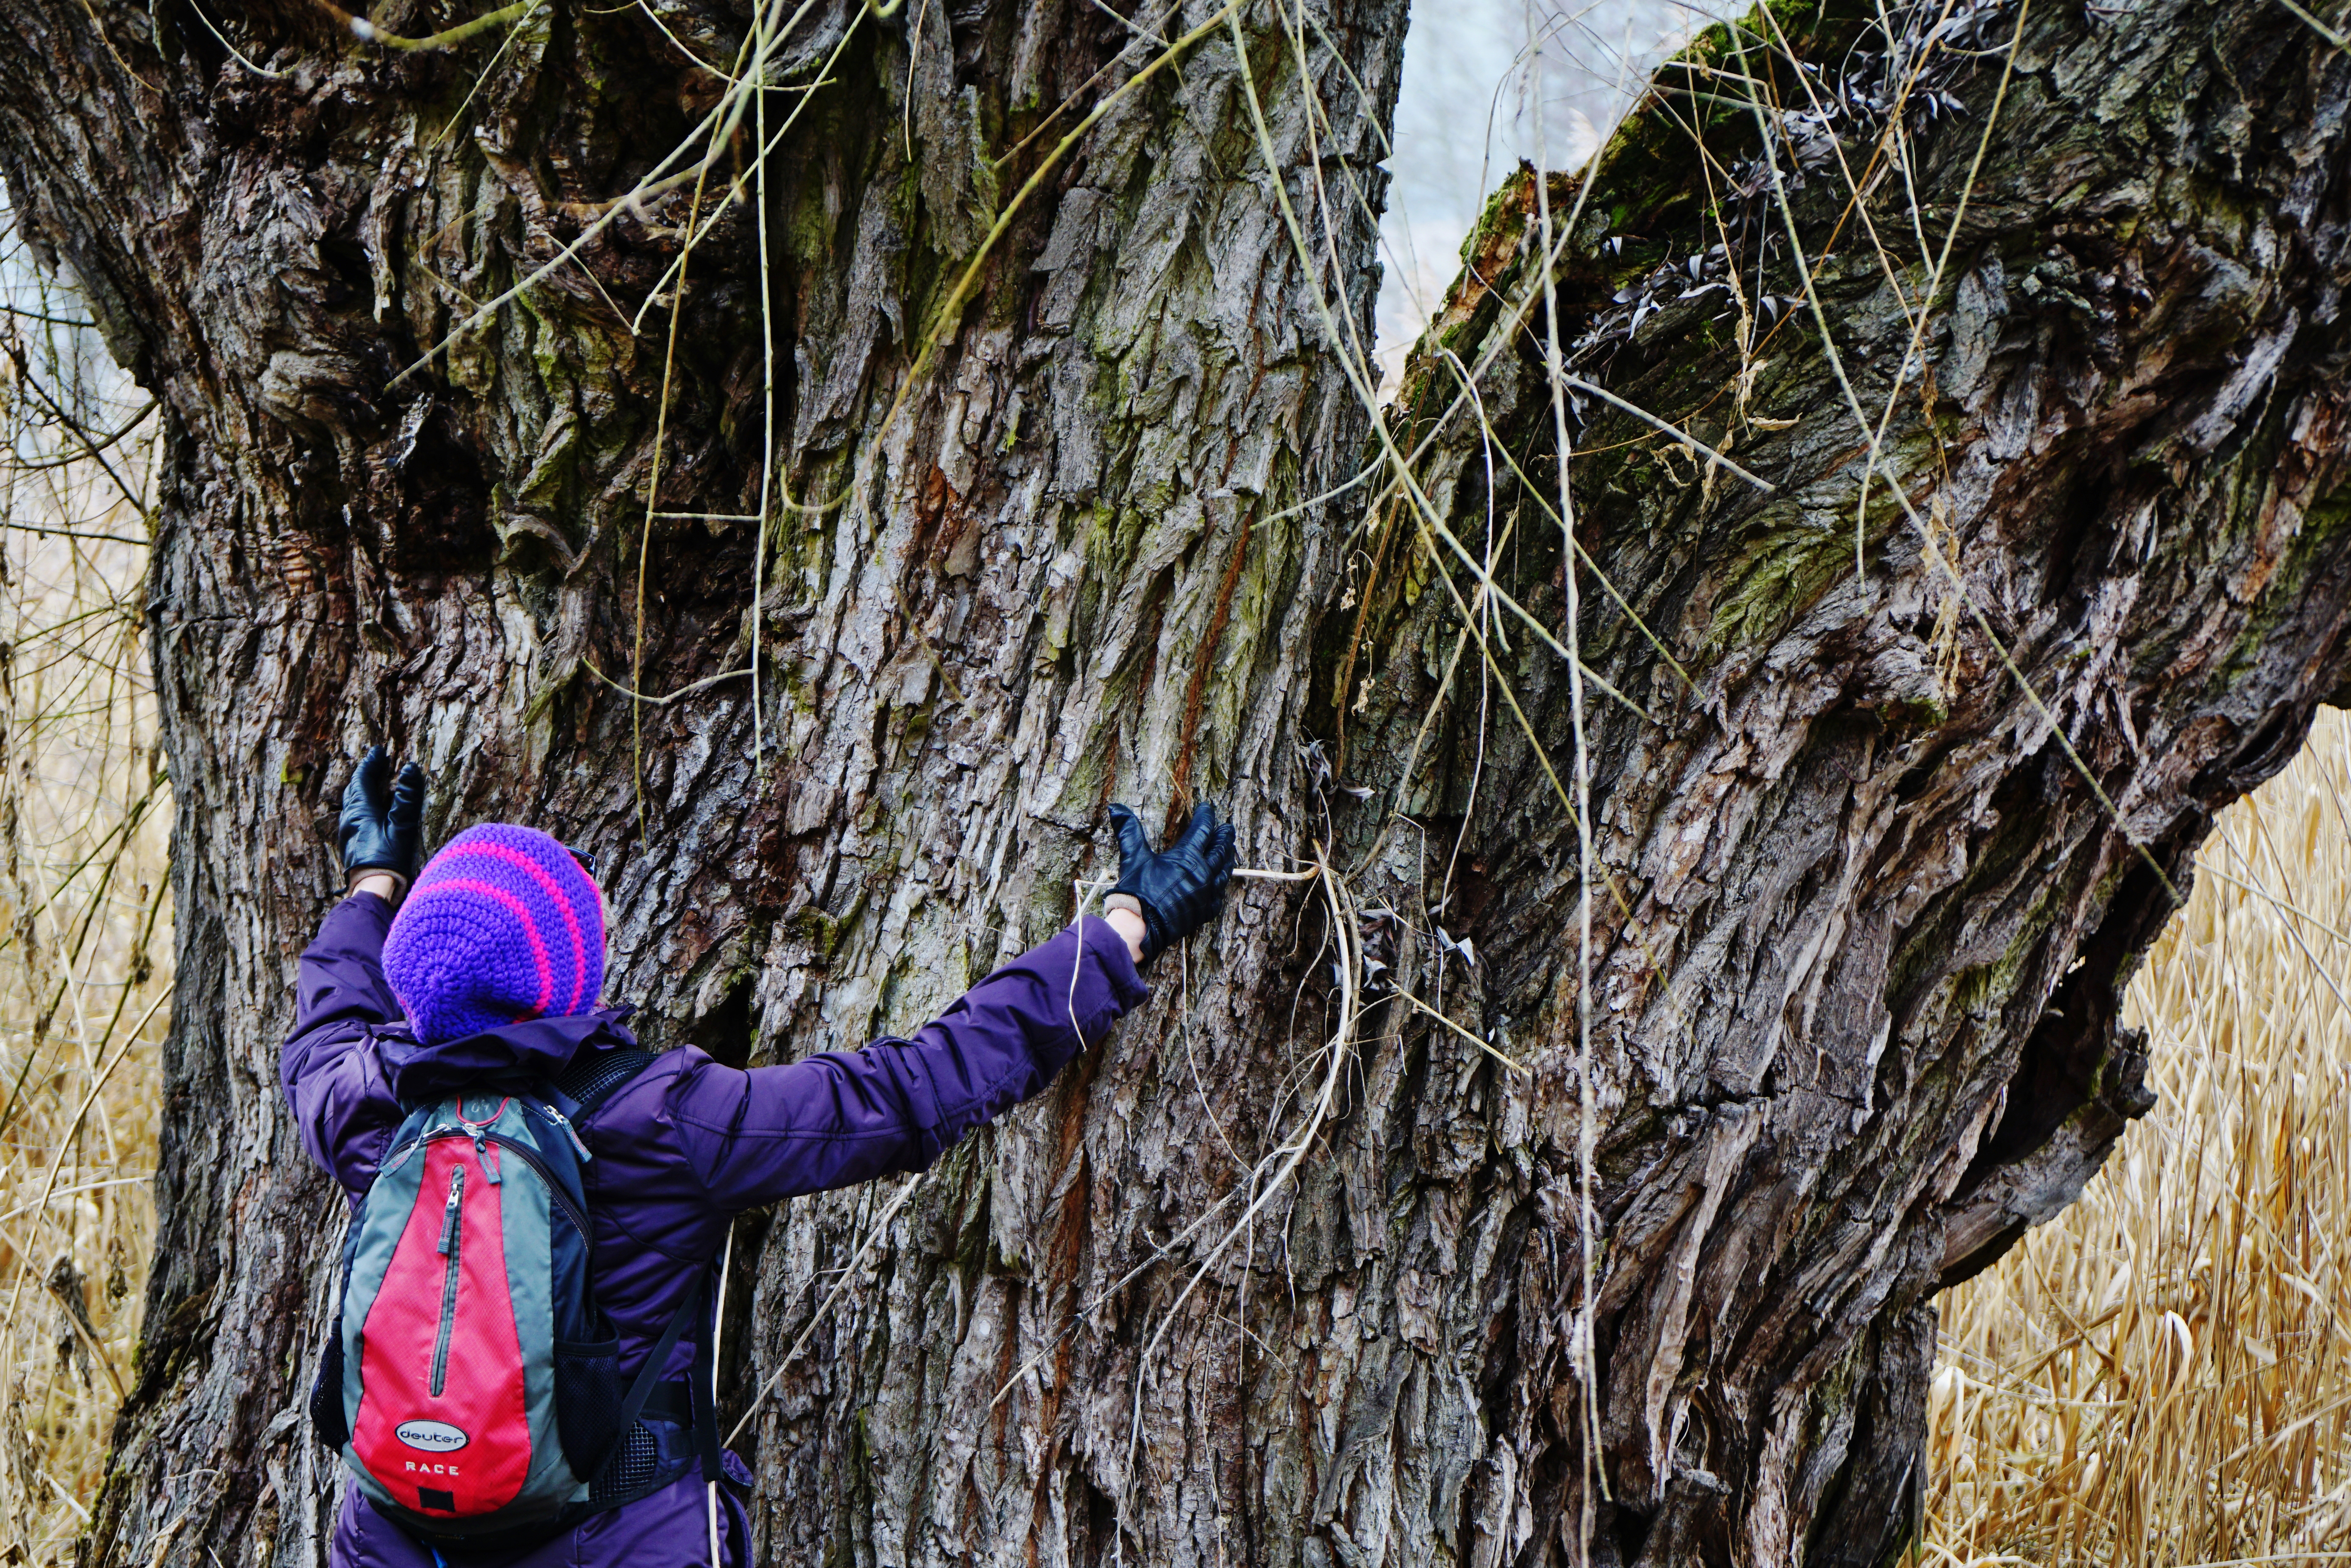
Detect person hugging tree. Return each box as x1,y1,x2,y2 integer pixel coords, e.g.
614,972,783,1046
286,745,1237,1567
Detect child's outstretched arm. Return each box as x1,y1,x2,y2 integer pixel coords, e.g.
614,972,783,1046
278,747,427,1198
651,803,1238,1213
650,915,1146,1213
281,891,407,1197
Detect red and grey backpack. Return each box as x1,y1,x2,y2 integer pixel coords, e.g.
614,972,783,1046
308,1050,706,1549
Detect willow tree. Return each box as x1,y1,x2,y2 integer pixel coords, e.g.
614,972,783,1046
2,0,2346,1561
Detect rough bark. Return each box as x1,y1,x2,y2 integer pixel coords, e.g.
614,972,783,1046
0,0,2346,1566
1332,4,2351,1558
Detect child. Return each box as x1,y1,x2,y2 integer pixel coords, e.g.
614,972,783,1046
286,746,1236,1566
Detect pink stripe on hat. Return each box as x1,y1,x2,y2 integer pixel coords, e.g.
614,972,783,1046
383,824,607,1042
417,877,555,1017
437,841,593,1015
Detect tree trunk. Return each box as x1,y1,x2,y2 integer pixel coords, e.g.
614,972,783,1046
3,0,2348,1564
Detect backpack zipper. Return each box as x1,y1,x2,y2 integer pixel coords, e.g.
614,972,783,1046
531,1100,593,1163
430,1163,465,1396
484,1133,592,1236
409,1130,589,1402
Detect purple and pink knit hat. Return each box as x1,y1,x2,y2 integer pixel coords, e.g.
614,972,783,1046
382,824,607,1043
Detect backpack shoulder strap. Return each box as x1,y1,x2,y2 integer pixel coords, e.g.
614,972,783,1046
550,1048,662,1120
613,1275,704,1442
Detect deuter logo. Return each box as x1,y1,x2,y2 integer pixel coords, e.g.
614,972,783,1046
395,1418,469,1453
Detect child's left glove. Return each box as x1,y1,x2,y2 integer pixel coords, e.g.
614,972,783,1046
338,745,427,895
1106,801,1238,966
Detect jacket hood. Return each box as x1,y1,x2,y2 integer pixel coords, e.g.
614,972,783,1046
371,1005,639,1101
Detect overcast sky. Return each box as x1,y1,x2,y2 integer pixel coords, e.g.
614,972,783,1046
1374,0,1726,386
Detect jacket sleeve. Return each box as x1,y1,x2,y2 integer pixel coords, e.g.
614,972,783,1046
665,916,1149,1212
280,891,408,1198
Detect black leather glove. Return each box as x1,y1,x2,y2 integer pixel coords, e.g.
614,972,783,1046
338,745,427,893
1108,801,1237,966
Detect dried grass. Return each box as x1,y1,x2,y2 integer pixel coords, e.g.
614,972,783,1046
1928,707,2351,1566
0,248,170,1564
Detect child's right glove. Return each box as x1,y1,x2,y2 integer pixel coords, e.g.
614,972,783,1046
338,745,427,895
1106,801,1238,966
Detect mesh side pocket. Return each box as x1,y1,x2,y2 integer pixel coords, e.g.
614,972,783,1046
589,1422,660,1505
308,1329,349,1450
553,1338,621,1479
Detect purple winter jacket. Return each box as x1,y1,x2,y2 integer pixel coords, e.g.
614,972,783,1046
283,891,1148,1568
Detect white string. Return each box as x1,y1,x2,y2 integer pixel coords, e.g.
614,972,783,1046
185,0,288,76
707,1225,735,1565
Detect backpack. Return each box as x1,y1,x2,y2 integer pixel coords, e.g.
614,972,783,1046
308,1050,703,1549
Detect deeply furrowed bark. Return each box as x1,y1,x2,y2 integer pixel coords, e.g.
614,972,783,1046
1328,4,2351,1558
0,0,2347,1565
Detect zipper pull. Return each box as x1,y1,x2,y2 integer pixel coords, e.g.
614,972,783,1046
437,1165,465,1254
471,1133,503,1185
540,1103,593,1163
